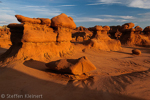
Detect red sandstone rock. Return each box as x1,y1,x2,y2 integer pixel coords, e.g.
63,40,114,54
135,26,143,32
15,15,41,24
143,26,150,38
7,23,24,28
45,56,96,75
0,28,12,48
37,18,51,26
102,26,110,31
72,26,93,42
143,26,150,32
56,27,72,42
51,13,76,29
122,22,135,29
132,49,141,55
88,27,122,51
22,23,57,42
88,25,103,31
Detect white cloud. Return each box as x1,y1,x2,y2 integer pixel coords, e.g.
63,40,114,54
0,7,18,25
88,0,150,9
0,1,62,25
98,15,136,19
18,5,61,17
74,17,127,22
60,5,76,7
74,14,138,23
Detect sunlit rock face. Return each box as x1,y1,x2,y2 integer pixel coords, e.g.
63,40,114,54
0,28,12,48
88,25,122,51
1,14,76,62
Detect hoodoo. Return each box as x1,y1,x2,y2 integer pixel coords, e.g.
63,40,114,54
0,14,76,62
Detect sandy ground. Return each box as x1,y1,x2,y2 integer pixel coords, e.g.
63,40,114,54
0,44,150,100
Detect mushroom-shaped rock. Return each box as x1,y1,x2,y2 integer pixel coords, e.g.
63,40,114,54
15,15,41,24
51,13,76,29
102,26,110,31
45,56,96,75
132,49,141,55
94,25,103,31
122,22,135,29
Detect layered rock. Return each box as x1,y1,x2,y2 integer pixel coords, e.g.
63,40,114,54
88,25,122,51
0,28,12,48
46,56,96,75
0,14,75,62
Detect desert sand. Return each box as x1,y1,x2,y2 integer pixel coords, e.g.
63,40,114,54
0,14,150,100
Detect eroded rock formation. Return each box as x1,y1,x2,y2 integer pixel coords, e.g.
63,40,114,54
88,25,122,51
0,28,11,48
0,13,76,62
71,26,93,42
109,22,150,46
143,26,150,39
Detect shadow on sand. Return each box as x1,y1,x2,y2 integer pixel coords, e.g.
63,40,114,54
0,66,145,100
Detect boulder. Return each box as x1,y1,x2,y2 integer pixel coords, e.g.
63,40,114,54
51,13,76,29
45,56,96,75
15,15,41,24
132,49,141,55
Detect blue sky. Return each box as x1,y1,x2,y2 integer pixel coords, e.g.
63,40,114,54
0,0,150,28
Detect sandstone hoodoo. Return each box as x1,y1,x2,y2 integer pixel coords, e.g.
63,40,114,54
0,13,76,62
88,25,122,51
45,56,96,75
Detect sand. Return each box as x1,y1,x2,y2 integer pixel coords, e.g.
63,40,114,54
0,45,150,100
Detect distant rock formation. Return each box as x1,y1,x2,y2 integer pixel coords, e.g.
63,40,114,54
88,25,122,51
143,26,150,39
71,26,93,42
46,56,96,75
0,13,75,62
0,28,11,48
109,22,150,46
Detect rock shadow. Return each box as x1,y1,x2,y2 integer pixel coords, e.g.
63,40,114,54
0,67,145,100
